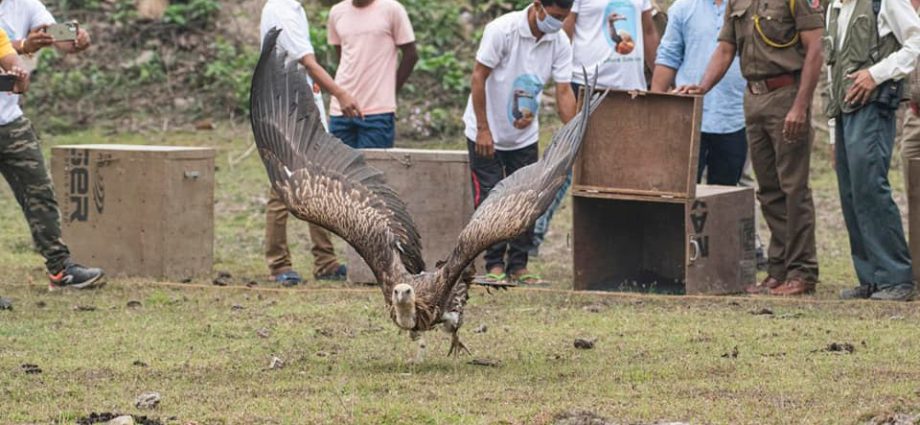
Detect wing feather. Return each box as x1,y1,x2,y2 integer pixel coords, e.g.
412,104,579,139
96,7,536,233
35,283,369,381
435,74,607,302
250,29,425,289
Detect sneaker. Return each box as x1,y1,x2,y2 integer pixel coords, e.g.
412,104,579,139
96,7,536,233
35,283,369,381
271,270,303,287
840,285,874,300
48,263,105,292
315,264,347,281
870,284,916,302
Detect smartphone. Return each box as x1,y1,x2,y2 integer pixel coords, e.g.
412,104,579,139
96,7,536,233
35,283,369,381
45,22,78,41
0,75,15,92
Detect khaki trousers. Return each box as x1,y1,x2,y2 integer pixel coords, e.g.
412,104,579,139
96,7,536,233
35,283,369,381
265,189,339,277
900,108,920,192
744,85,819,282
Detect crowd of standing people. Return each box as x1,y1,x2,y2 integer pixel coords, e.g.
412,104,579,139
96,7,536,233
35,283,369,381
2,0,920,302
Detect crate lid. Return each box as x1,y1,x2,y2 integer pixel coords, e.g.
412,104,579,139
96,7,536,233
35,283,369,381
54,144,216,159
574,90,702,201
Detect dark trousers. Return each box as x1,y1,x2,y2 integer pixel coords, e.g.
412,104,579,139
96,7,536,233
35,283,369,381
467,139,538,274
0,117,70,274
836,104,913,289
698,129,748,185
329,113,396,149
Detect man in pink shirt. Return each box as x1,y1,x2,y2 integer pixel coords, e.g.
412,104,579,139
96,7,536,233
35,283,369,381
327,0,418,148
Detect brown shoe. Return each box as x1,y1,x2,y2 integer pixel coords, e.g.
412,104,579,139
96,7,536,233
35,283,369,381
745,276,783,295
769,277,816,296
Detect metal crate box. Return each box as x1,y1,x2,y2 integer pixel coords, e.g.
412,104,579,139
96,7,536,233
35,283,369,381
51,145,215,280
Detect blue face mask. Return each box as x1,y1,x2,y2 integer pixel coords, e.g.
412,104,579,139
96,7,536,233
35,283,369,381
536,6,564,34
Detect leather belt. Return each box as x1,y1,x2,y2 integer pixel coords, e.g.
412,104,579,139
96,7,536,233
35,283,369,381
747,73,797,95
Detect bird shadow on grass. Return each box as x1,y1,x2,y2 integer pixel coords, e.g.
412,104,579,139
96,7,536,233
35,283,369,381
361,359,474,375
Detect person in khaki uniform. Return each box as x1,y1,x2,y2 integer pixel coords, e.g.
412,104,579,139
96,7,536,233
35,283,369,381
679,0,824,296
898,0,920,193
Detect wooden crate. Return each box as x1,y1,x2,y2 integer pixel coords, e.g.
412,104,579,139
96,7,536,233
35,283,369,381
345,149,481,283
573,185,756,294
574,90,702,202
51,145,215,279
571,90,754,294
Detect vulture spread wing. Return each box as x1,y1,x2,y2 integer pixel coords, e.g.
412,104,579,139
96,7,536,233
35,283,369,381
436,75,607,301
250,29,425,290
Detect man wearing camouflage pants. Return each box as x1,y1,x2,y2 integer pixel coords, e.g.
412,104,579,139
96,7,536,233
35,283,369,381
1,0,104,290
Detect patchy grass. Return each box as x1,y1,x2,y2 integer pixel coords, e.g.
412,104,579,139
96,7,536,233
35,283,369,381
2,122,920,424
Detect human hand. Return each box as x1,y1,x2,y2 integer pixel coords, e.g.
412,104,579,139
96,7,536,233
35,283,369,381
24,25,54,53
783,104,807,142
8,66,30,94
911,101,919,117
674,84,706,95
475,128,495,159
336,91,363,119
73,27,91,52
845,69,877,106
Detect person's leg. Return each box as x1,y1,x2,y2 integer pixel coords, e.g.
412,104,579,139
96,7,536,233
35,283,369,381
836,113,874,294
503,143,540,277
531,172,571,254
770,86,818,292
0,117,71,273
467,139,507,274
900,110,920,194
705,128,748,186
355,113,396,149
329,116,359,148
744,90,789,284
310,223,344,279
264,189,294,277
0,117,102,289
697,132,714,184
841,104,913,297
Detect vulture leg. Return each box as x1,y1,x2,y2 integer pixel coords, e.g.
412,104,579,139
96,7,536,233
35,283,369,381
409,330,427,364
447,331,471,357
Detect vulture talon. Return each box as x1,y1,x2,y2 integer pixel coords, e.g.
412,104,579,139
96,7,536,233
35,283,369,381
448,334,471,357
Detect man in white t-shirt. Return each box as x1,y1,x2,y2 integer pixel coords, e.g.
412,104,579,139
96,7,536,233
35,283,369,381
260,0,362,286
0,0,105,291
564,0,661,90
463,0,577,285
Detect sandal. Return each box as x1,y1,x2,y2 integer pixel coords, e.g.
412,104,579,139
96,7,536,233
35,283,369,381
473,272,507,285
513,273,548,286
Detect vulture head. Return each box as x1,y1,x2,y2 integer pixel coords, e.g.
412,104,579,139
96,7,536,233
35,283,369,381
391,283,417,329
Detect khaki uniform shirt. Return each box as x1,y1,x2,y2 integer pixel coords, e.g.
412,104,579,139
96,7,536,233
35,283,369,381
718,0,825,81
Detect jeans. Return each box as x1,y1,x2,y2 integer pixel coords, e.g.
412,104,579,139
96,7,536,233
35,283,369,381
329,113,396,149
698,129,748,185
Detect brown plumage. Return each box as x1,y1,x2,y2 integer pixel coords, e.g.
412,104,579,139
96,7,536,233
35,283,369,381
250,29,605,357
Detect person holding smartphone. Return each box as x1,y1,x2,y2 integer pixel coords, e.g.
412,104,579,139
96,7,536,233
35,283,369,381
0,0,102,291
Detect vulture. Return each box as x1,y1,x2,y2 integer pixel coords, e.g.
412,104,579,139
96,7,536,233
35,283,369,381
250,28,606,359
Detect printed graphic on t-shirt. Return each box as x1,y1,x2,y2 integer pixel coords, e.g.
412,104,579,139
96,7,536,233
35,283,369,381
603,1,637,57
507,74,543,129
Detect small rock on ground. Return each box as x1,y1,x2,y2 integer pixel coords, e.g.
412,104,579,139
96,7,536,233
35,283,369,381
268,356,285,370
106,415,135,425
574,338,596,350
0,297,12,310
135,392,161,409
472,324,488,334
823,342,855,354
126,301,142,309
21,363,42,374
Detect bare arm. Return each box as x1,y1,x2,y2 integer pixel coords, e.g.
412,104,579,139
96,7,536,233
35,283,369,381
471,62,495,158
641,10,660,75
650,65,677,93
396,42,418,93
556,82,577,123
677,41,736,94
784,28,823,140
563,12,577,41
0,53,30,93
300,54,362,118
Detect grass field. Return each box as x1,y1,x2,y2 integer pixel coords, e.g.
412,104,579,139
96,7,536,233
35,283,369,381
2,121,920,424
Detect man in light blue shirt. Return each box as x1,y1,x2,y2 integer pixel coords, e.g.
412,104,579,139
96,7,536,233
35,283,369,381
650,0,747,185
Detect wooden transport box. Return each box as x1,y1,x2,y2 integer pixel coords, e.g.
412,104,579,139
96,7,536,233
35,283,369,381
51,145,216,279
345,149,481,284
572,91,754,294
573,186,756,294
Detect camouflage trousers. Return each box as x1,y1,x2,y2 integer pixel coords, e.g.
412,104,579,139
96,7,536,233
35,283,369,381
0,117,70,274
